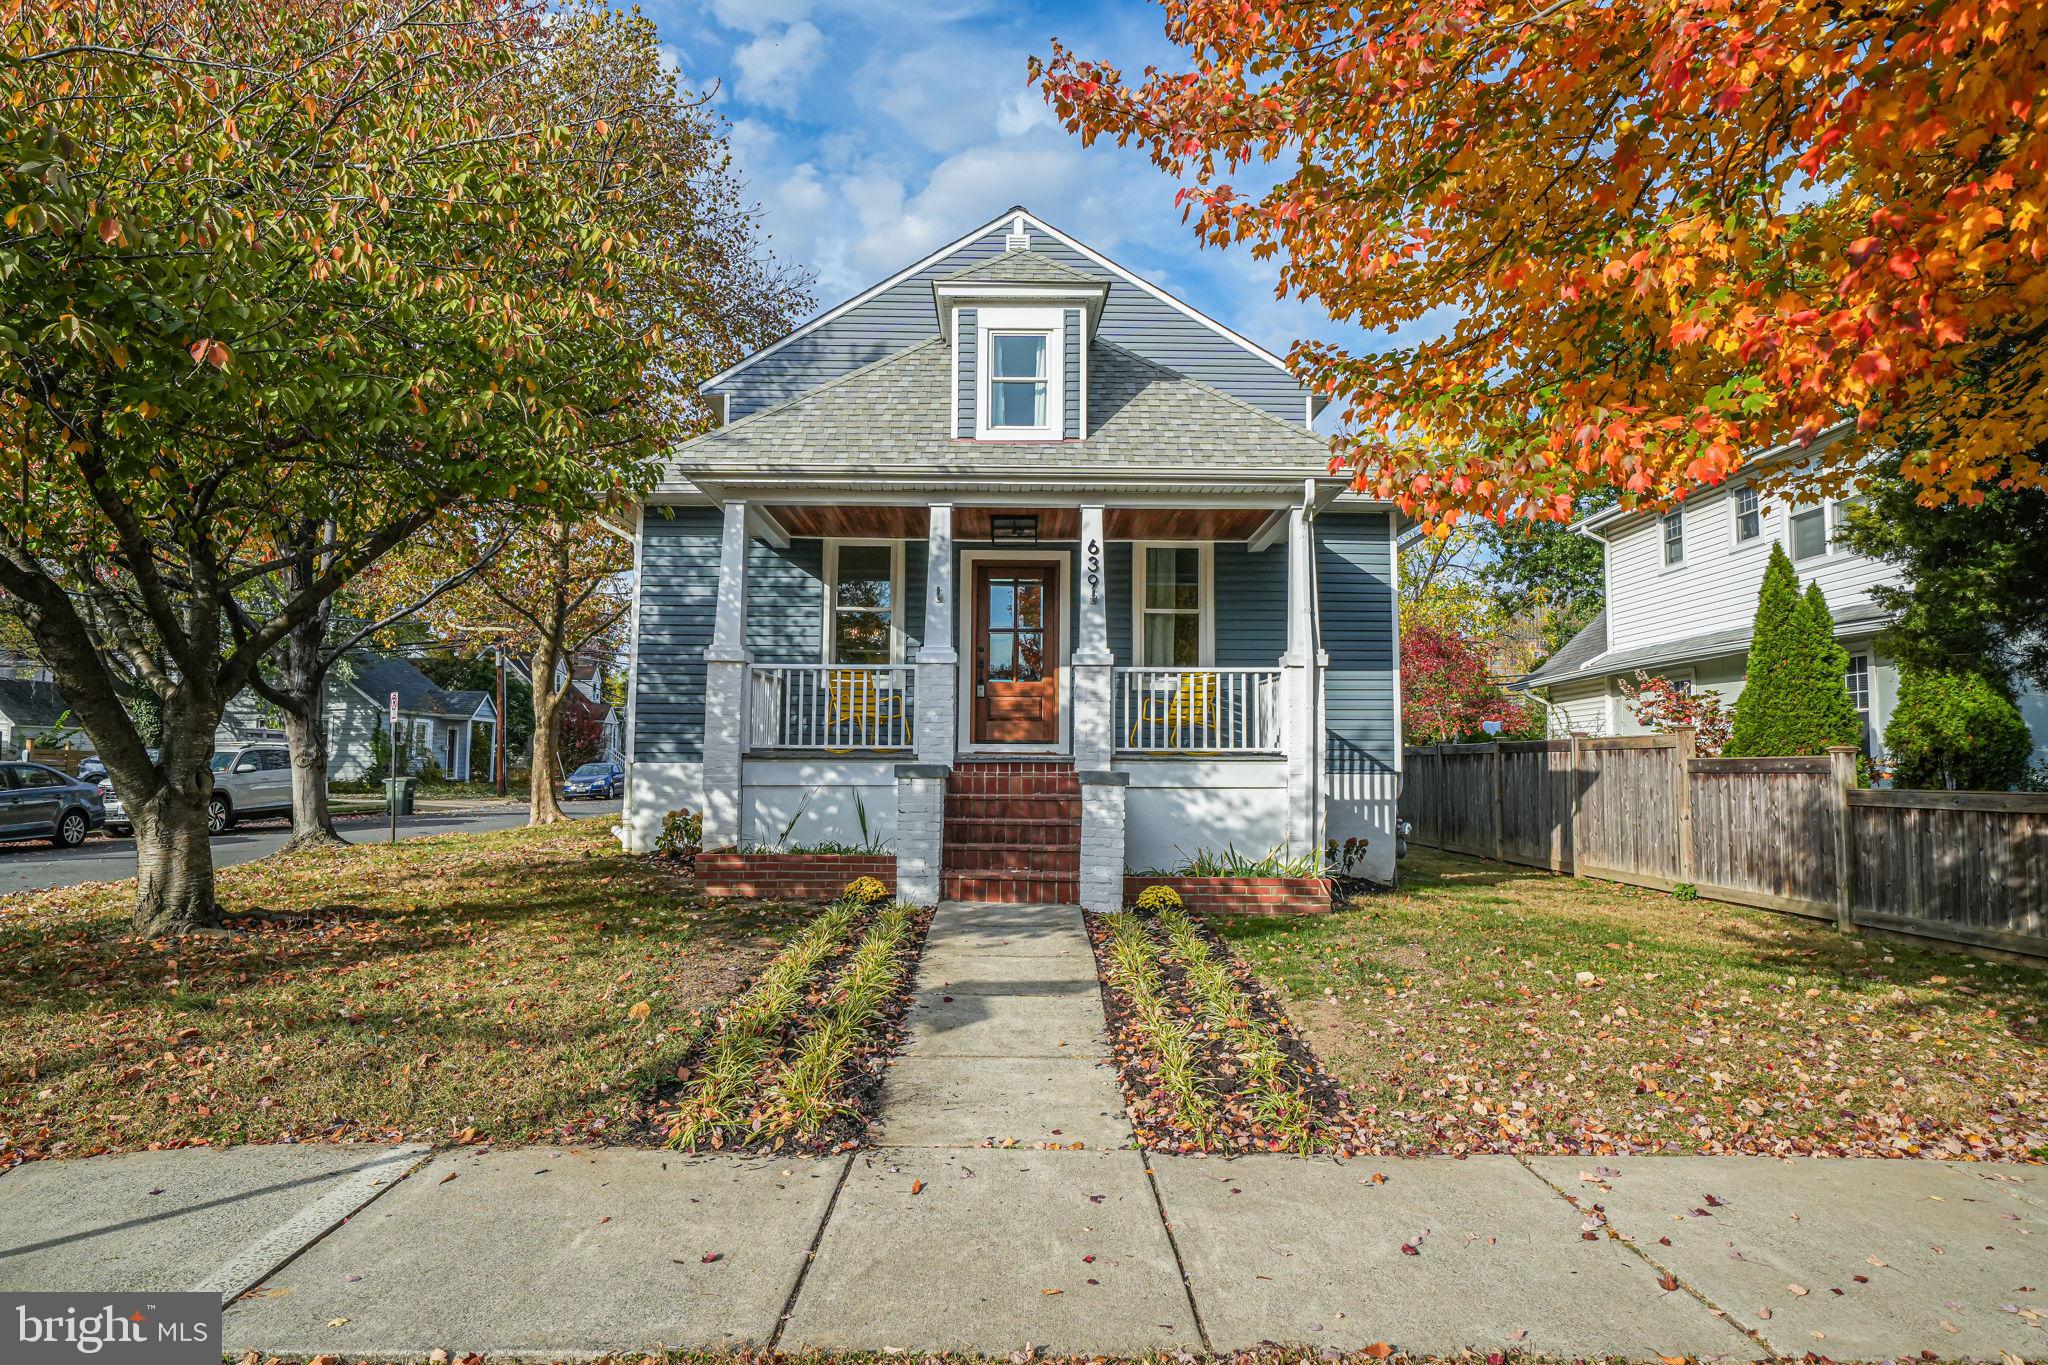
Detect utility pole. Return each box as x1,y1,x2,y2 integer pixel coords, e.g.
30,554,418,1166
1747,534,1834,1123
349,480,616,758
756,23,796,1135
494,644,508,798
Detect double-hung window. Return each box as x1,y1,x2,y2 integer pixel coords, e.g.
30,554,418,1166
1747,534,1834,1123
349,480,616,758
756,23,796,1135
1662,509,1685,566
826,541,899,665
1734,486,1762,542
1845,652,1872,752
988,334,1048,430
1789,505,1828,561
1134,544,1211,666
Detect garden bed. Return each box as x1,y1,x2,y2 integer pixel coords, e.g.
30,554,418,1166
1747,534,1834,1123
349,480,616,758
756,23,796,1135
636,893,932,1154
698,851,896,901
1086,904,1372,1155
1123,874,1330,915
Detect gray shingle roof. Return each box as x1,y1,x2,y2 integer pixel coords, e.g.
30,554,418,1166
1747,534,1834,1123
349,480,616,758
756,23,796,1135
347,652,488,719
668,337,1331,480
1521,600,1890,687
938,249,1102,287
0,678,71,728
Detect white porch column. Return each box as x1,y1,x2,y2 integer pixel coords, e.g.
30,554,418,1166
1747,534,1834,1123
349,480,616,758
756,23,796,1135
701,499,751,849
914,503,957,767
1072,504,1114,773
1281,488,1317,856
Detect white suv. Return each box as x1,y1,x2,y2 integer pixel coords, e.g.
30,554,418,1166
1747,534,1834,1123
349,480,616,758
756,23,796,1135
206,744,294,833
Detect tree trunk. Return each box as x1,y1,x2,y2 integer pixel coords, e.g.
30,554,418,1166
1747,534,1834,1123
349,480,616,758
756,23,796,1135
126,701,226,935
261,594,345,851
528,639,569,825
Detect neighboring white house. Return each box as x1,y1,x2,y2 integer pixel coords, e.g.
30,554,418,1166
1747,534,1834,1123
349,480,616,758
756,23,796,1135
0,678,90,757
1523,440,2048,764
618,206,1402,898
327,652,496,782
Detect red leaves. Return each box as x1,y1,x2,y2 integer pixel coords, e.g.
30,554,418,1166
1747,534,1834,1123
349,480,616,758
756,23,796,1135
187,338,230,369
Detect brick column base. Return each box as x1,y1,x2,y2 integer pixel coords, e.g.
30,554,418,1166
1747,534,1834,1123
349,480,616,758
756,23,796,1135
1078,770,1129,914
894,762,949,906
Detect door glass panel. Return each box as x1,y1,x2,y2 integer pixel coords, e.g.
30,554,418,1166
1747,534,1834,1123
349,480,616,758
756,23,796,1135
988,581,1014,629
1016,583,1041,629
987,634,1015,680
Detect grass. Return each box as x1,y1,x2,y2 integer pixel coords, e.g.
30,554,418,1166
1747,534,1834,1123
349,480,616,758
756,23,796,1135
0,822,808,1164
1214,848,2048,1160
664,897,926,1152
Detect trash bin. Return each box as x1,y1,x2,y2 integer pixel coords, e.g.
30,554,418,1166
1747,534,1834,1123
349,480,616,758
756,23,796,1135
382,776,417,815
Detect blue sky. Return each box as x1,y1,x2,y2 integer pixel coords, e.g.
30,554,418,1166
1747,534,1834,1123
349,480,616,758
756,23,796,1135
644,0,1378,372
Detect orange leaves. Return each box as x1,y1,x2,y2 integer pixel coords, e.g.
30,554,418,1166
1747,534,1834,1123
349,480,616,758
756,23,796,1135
1036,0,2048,524
186,338,230,369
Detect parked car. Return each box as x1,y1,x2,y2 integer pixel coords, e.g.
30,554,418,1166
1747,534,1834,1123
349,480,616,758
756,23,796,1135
77,756,107,784
204,744,295,832
563,760,623,800
96,749,153,836
0,762,105,848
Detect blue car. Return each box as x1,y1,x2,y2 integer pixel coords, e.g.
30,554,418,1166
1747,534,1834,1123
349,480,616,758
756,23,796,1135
563,760,623,800
0,761,106,848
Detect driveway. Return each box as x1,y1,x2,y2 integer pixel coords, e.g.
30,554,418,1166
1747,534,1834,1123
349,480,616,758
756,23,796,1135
0,799,622,896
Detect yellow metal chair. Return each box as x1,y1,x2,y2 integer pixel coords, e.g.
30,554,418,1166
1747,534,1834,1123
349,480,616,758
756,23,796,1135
826,669,909,751
1128,671,1218,753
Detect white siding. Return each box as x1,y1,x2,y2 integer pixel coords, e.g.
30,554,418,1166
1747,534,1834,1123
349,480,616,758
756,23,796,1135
1603,484,1900,652
1541,678,1612,737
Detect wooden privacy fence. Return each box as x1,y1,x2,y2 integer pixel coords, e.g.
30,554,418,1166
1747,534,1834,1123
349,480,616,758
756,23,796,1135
1401,735,2048,961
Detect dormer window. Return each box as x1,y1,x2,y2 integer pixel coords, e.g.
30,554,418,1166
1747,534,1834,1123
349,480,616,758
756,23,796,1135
968,304,1064,440
989,333,1048,428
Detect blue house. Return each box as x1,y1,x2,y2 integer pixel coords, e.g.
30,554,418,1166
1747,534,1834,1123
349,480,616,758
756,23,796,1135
618,208,1400,903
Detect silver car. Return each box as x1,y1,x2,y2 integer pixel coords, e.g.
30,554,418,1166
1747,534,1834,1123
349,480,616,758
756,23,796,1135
204,744,295,833
0,761,106,848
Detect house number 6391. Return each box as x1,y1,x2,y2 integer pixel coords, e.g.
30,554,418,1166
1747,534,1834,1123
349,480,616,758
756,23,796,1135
1085,538,1101,602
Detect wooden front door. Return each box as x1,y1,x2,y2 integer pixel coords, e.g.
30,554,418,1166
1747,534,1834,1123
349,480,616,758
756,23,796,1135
972,562,1060,745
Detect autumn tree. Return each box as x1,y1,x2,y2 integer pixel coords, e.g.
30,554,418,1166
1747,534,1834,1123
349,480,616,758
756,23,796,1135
1401,621,1538,745
1034,2,2048,525
420,515,635,824
0,0,710,934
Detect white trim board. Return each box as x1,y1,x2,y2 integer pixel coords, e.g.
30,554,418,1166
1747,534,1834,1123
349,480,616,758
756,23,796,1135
700,205,1296,398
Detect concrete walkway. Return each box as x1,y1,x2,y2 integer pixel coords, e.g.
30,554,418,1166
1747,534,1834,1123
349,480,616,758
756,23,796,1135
3,901,2045,1360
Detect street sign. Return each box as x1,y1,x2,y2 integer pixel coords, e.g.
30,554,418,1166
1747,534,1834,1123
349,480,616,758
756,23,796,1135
389,690,400,724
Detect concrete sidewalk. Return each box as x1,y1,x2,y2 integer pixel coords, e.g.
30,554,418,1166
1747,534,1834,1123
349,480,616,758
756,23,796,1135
2,901,2043,1359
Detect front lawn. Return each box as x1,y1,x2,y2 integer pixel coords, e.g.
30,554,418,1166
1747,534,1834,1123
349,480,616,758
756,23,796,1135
1216,849,2048,1159
1,822,807,1164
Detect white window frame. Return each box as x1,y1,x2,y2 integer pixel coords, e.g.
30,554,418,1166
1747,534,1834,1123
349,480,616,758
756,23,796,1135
974,305,1064,441
1732,485,1763,545
1787,503,1830,562
821,538,904,666
1130,541,1216,667
1845,651,1872,748
1661,508,1685,568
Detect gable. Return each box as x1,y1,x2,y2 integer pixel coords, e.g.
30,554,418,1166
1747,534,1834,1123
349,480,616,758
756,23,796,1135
706,209,1312,426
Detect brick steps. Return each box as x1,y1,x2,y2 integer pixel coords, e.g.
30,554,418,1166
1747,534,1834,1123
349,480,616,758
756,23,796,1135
942,870,1082,904
941,760,1082,904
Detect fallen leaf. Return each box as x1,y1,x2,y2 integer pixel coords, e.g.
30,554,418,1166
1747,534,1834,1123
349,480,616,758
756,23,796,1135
628,1001,651,1022
326,1317,348,1328
1361,1345,1394,1360
700,1252,721,1263
1788,1284,1809,1296
438,1172,458,1184
910,1180,924,1195
1658,1272,1681,1292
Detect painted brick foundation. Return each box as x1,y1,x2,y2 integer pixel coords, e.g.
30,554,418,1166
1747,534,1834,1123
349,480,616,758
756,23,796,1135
1123,874,1332,916
698,852,897,902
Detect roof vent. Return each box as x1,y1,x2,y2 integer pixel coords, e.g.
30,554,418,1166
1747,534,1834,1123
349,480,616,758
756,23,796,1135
1004,216,1031,251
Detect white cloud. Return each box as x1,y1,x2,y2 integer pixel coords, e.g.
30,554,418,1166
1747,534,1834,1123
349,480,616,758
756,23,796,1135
995,86,1053,137
706,0,811,36
734,21,826,111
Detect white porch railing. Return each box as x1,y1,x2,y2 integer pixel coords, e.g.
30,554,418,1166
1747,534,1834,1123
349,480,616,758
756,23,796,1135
1115,667,1282,754
748,664,914,751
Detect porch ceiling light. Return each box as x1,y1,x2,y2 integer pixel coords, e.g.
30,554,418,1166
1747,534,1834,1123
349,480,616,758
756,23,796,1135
990,514,1039,542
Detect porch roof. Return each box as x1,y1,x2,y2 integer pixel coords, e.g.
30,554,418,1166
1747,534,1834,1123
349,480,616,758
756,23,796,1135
1519,599,1892,688
661,336,1336,492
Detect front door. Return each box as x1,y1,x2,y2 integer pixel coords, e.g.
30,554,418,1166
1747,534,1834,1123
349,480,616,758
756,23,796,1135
972,562,1059,745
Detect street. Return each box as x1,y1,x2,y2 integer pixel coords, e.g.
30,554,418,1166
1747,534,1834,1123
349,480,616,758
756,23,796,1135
0,799,623,897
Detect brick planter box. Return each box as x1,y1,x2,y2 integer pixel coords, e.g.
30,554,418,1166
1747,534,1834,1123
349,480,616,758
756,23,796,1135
698,852,896,902
1123,874,1332,916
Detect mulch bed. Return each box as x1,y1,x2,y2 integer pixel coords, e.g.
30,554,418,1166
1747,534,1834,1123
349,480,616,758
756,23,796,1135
1087,908,1378,1156
624,904,933,1155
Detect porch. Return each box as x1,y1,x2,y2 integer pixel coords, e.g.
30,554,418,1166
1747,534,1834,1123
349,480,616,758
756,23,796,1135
689,492,1330,908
